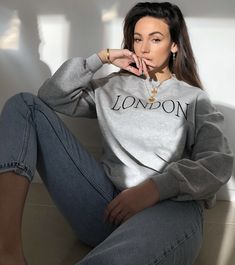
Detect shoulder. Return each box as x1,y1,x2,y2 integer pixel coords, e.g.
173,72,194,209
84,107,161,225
174,78,213,104
178,82,219,116
172,78,218,113
175,78,203,96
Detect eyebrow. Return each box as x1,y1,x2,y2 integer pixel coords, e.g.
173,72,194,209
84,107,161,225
134,31,164,37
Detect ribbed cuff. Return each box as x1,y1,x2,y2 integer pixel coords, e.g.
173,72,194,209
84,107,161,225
150,172,179,201
86,54,103,73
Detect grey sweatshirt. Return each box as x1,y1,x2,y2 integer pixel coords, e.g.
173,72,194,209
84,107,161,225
38,54,234,209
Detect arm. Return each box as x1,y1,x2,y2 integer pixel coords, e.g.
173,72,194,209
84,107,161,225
151,91,234,208
37,54,103,118
37,49,145,118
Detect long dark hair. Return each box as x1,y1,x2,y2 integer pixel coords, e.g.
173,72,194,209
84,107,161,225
122,2,203,89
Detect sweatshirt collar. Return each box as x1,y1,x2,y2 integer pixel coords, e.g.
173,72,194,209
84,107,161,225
142,74,177,88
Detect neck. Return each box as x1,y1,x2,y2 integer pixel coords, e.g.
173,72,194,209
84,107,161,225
149,68,172,82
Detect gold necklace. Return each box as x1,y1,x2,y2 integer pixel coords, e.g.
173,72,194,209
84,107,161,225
147,81,162,103
145,74,172,103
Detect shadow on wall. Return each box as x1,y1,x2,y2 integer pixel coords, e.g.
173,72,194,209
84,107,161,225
0,0,107,149
0,3,51,110
216,104,235,201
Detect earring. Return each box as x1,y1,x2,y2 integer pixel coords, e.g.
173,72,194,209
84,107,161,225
172,53,176,74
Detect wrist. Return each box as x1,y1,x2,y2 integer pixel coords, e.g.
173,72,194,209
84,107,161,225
142,179,160,204
97,49,110,64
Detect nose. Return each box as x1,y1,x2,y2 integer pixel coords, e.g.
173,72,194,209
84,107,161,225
141,40,150,53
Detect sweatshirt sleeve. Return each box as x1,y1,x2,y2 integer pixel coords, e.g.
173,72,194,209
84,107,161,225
151,91,234,208
37,54,103,118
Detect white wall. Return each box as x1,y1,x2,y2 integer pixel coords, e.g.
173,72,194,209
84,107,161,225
0,0,235,200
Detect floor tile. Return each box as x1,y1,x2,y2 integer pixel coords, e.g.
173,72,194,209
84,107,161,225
22,204,79,265
203,201,235,225
60,241,92,265
26,183,54,206
194,222,235,265
23,183,93,264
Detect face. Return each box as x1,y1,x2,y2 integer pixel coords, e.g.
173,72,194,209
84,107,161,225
133,16,178,73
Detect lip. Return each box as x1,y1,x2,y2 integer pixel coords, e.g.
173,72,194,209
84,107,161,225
141,57,152,61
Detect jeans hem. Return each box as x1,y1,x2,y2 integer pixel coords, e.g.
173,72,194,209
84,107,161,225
0,161,33,182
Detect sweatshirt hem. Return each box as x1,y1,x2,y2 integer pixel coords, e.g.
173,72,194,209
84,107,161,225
151,172,179,201
86,54,103,72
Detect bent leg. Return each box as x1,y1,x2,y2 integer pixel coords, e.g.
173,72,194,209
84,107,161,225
77,200,203,265
0,93,120,248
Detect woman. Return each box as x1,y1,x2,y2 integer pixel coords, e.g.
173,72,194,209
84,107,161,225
0,2,233,265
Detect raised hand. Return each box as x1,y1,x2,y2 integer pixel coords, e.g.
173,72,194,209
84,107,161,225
98,49,154,77
107,49,142,76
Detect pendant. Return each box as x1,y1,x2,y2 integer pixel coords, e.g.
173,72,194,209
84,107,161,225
151,88,157,95
148,96,156,103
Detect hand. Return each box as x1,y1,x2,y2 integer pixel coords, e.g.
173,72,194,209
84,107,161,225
98,49,154,77
104,179,160,226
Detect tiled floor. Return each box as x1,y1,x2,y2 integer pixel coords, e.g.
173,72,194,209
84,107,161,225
22,184,91,265
23,183,235,265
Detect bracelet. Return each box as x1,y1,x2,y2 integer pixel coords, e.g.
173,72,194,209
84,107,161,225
106,48,111,64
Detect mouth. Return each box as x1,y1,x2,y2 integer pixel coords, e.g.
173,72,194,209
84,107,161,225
141,57,152,61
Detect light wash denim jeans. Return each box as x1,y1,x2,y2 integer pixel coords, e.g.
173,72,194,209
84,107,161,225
0,93,203,265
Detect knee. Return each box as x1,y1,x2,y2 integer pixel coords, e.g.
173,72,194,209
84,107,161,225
18,92,39,105
6,92,39,108
5,92,34,105
2,92,39,116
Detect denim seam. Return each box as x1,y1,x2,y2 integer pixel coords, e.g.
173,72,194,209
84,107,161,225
32,104,112,203
192,200,204,217
16,107,31,163
4,94,34,180
147,225,199,265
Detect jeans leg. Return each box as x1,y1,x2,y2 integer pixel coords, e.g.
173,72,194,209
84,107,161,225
0,92,120,247
77,200,203,265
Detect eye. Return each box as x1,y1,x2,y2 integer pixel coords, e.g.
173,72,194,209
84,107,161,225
152,38,161,43
134,38,141,43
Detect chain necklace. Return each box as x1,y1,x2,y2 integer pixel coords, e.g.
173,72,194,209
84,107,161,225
146,81,162,103
145,74,173,103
